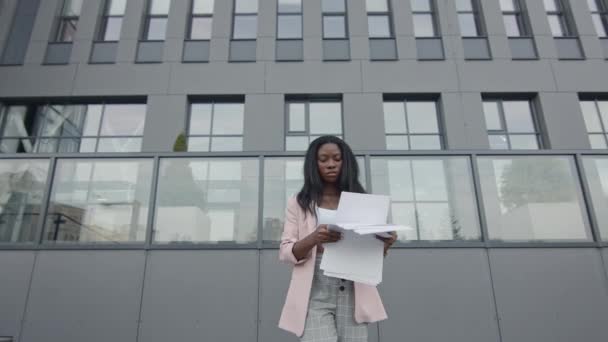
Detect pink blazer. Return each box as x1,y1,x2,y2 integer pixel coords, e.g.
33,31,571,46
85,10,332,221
278,196,388,337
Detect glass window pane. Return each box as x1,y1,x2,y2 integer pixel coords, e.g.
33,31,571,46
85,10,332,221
309,102,342,134
406,102,439,133
235,0,258,13
288,103,305,132
150,0,171,14
503,14,521,36
456,0,473,11
410,135,441,150
580,101,603,133
478,156,590,241
483,101,503,131
489,135,509,149
63,0,83,16
108,0,127,15
285,136,309,151
190,104,212,135
58,19,78,42
372,157,481,241
548,15,564,36
587,0,599,11
190,17,212,39
103,17,123,41
193,0,214,14
413,14,435,37
1,106,32,137
366,0,388,12
383,102,407,134
212,103,244,135
97,138,142,152
79,138,97,152
322,0,345,12
458,13,478,36
368,15,391,37
34,138,58,153
386,135,409,150
233,15,258,39
146,18,168,40
584,157,608,239
263,158,304,241
279,0,301,13
0,160,50,243
45,159,153,243
411,0,431,12
187,137,210,151
58,138,80,153
500,0,516,11
592,14,607,37
589,134,607,149
100,104,146,136
509,134,539,149
323,16,346,38
503,101,535,133
543,0,558,12
39,105,86,138
154,158,259,243
278,15,302,38
211,137,243,151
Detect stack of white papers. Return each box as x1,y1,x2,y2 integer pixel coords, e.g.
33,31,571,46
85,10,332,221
319,192,413,286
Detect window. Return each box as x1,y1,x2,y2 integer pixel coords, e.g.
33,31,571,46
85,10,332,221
144,0,170,40
582,156,608,240
285,99,343,151
233,0,258,39
98,0,126,41
383,99,443,150
187,101,244,152
189,0,214,40
366,0,393,38
543,0,574,37
499,0,530,37
482,99,542,150
323,0,347,39
456,0,484,37
411,0,438,37
579,99,608,149
371,157,480,241
277,0,302,39
588,0,608,37
55,0,82,42
0,103,146,153
478,156,590,241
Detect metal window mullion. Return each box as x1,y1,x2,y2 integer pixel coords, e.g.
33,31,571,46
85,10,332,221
573,154,603,244
144,156,160,247
496,100,512,149
406,159,422,240
256,155,264,247
34,156,57,246
208,102,216,152
469,154,490,243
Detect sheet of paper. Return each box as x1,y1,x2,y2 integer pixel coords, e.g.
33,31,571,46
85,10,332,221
335,192,390,225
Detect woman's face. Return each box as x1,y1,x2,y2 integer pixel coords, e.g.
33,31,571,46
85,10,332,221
317,143,342,184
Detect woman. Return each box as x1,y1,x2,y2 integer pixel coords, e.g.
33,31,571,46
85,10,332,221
278,135,397,341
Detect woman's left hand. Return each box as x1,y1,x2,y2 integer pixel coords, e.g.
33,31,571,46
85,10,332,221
376,232,397,256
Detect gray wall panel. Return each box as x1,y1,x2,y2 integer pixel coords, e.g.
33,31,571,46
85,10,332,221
142,94,187,152
0,65,77,96
72,64,171,96
343,93,385,151
362,61,460,92
489,248,608,342
266,62,362,94
456,60,557,92
138,250,258,342
551,60,608,92
0,251,36,342
378,249,500,342
538,92,590,149
243,93,285,151
169,63,265,94
20,251,145,342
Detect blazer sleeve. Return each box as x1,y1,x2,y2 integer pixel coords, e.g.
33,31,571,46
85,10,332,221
279,196,311,265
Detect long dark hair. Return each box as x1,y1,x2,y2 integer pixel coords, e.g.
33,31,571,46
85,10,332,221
296,135,366,217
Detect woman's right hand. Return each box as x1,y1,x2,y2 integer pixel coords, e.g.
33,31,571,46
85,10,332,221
313,224,342,244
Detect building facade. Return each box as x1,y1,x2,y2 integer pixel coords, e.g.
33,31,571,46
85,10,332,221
1,0,608,341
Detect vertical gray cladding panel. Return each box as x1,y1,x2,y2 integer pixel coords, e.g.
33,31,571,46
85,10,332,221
20,251,146,342
259,250,299,342
602,249,608,289
378,249,500,342
243,94,285,152
0,251,36,342
343,93,386,151
0,0,41,65
138,250,258,342
489,248,608,342
602,39,608,59
142,95,188,152
538,92,590,150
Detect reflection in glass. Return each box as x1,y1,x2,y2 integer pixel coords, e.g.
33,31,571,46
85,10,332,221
0,160,50,243
478,156,590,241
368,16,391,38
191,17,212,40
233,16,258,39
154,158,259,243
371,157,480,241
583,157,608,240
309,102,342,135
44,159,153,243
263,157,366,241
413,14,435,37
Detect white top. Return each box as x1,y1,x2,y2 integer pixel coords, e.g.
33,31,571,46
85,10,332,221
316,206,337,225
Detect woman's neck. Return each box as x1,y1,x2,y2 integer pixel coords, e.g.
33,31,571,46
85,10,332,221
322,183,339,196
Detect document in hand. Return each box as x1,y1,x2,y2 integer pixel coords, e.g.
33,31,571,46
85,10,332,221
319,192,413,286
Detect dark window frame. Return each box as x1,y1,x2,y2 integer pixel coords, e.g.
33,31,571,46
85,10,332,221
276,0,303,40
588,0,608,37
545,0,577,37
412,0,440,38
187,0,214,41
483,97,544,150
580,97,608,148
231,0,258,41
142,0,170,41
187,99,245,152
500,0,533,37
54,0,81,42
456,0,487,37
97,0,126,42
322,0,348,39
366,0,395,39
284,96,344,151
